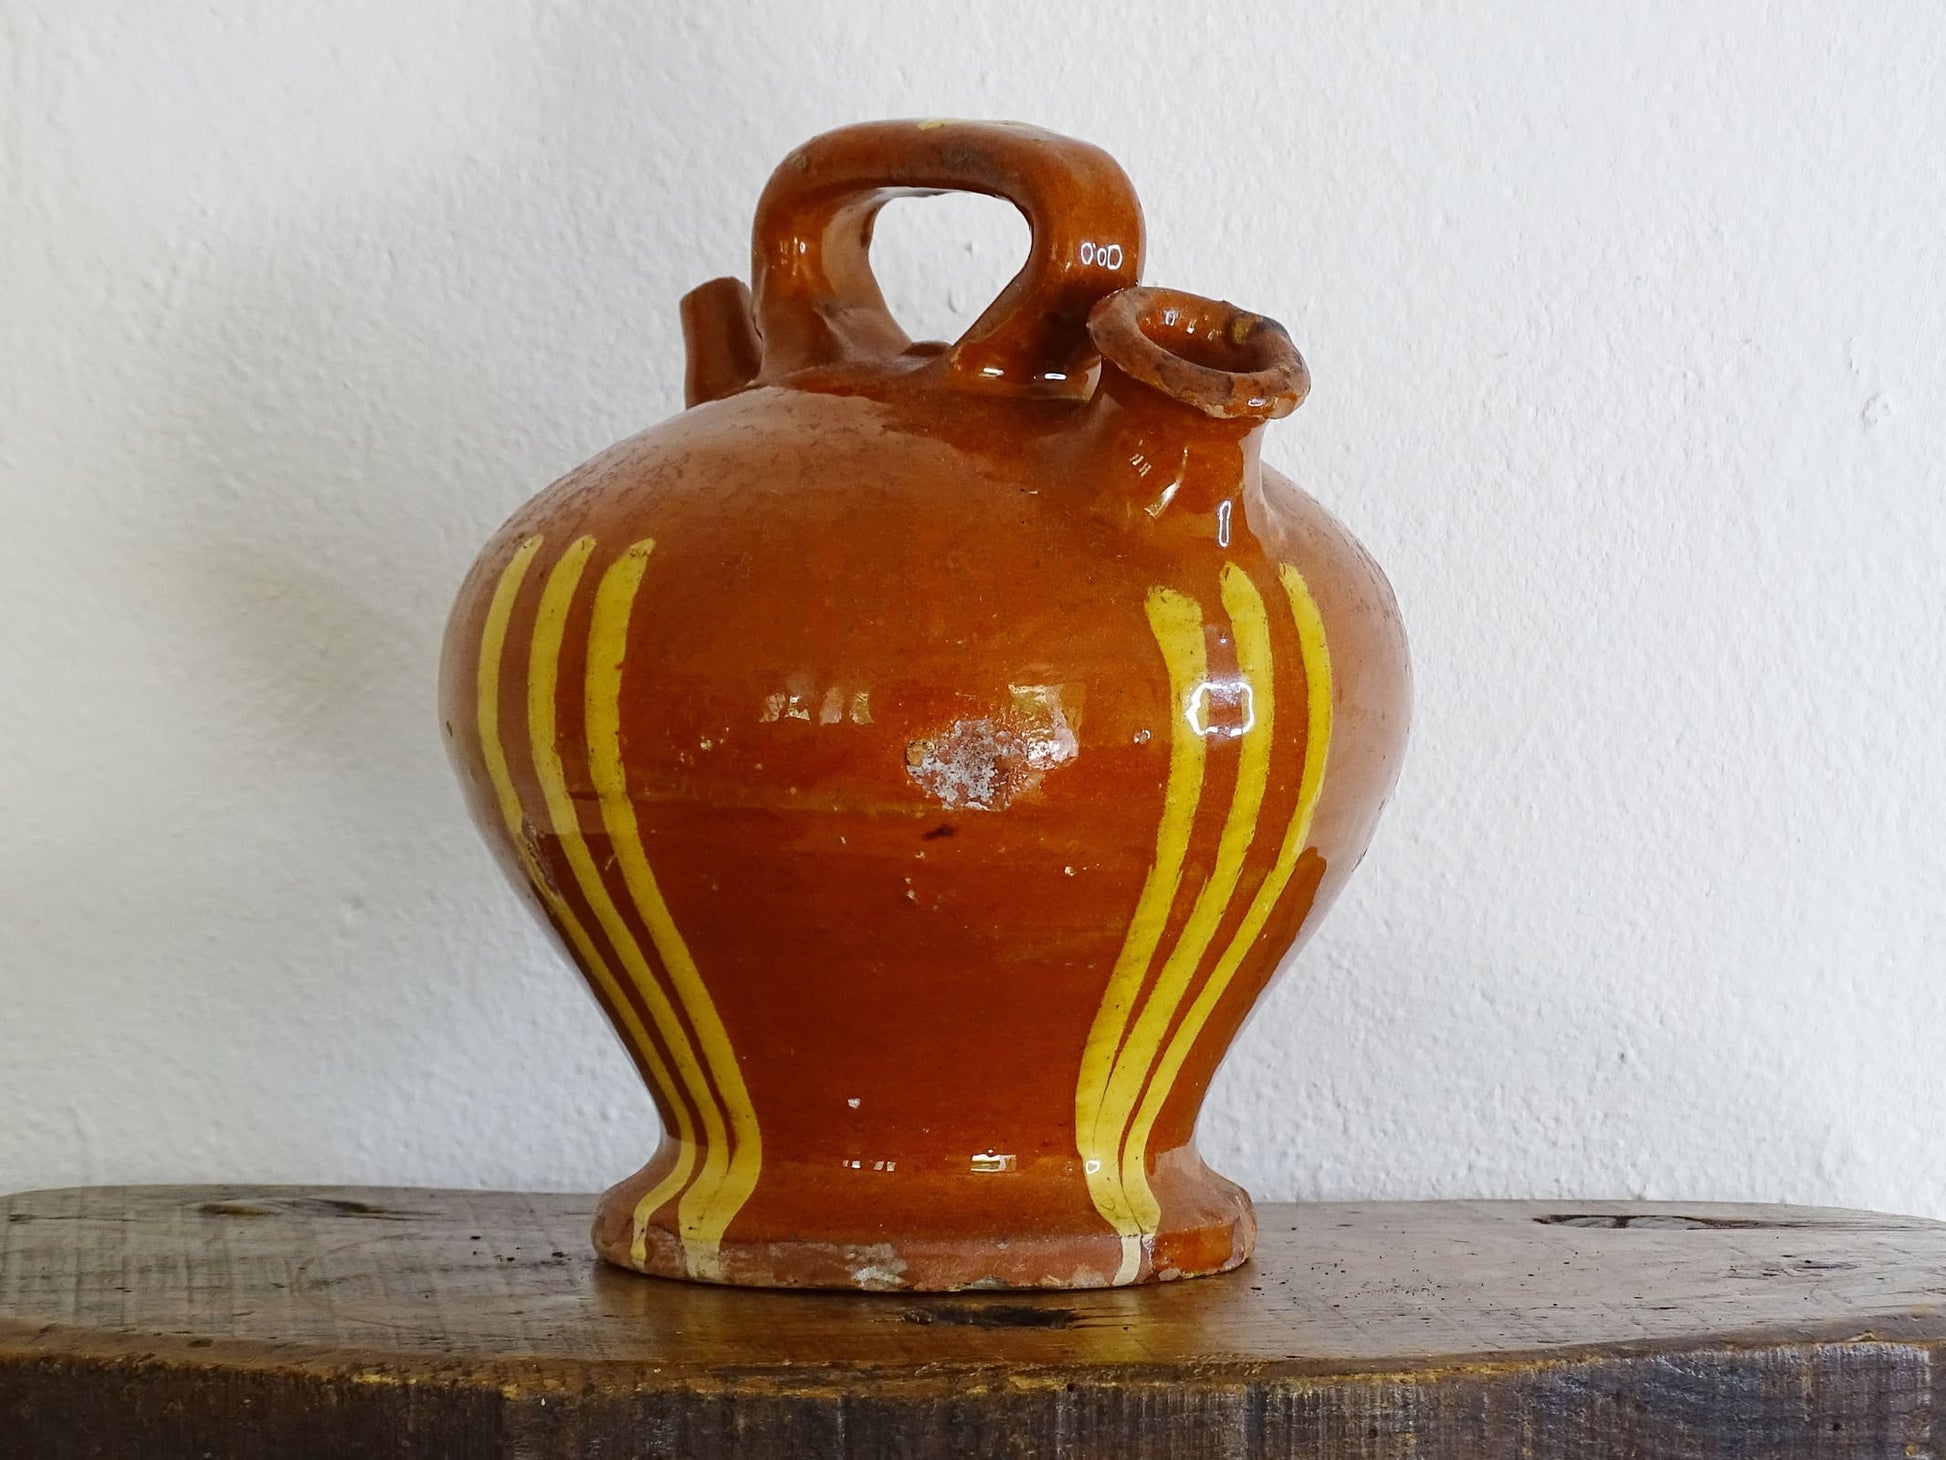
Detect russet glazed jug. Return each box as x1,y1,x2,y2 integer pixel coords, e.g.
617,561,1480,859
440,120,1409,1290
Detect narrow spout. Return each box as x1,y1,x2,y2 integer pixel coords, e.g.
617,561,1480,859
1076,287,1309,528
680,277,763,407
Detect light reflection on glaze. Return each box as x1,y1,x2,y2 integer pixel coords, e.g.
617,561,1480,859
761,681,874,724
1186,679,1256,739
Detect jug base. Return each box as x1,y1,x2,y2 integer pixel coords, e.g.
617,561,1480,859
590,1159,1258,1291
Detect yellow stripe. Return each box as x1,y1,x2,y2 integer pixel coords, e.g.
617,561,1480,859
475,536,697,1267
525,536,729,1277
1117,561,1334,1242
586,540,763,1277
1077,587,1208,1275
1106,565,1277,1261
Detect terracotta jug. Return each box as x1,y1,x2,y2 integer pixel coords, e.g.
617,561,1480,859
440,120,1409,1290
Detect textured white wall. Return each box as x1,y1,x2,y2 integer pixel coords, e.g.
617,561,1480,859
4,1,1943,1214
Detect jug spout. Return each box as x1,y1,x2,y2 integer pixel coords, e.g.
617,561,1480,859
1077,287,1309,526
680,277,763,407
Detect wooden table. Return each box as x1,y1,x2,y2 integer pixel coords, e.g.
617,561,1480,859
3,1187,1944,1457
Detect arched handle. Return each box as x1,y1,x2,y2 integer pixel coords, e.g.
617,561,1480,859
750,120,1144,391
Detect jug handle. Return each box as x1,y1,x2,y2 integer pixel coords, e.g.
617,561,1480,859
749,120,1143,391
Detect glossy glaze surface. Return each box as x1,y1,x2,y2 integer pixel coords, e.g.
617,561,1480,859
439,121,1410,1290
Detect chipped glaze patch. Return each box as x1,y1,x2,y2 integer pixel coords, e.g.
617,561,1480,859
904,683,1080,810
843,1243,910,1290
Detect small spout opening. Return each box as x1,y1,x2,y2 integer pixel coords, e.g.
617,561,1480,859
680,277,763,407
1088,286,1309,422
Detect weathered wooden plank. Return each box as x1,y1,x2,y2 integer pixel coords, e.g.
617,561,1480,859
2,1187,1943,1457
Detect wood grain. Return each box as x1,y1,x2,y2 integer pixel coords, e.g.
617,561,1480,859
3,1186,1944,1456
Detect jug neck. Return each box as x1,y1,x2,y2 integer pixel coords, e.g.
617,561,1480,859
1078,365,1266,523
1076,288,1308,529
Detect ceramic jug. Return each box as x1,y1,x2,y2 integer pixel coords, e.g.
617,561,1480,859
440,120,1409,1290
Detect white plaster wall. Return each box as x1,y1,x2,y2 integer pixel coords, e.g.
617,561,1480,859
3,1,1942,1215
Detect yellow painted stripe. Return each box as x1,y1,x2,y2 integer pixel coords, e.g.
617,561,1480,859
525,536,729,1277
1107,565,1277,1258
586,540,763,1277
1118,562,1334,1240
1077,587,1208,1277
475,536,697,1267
